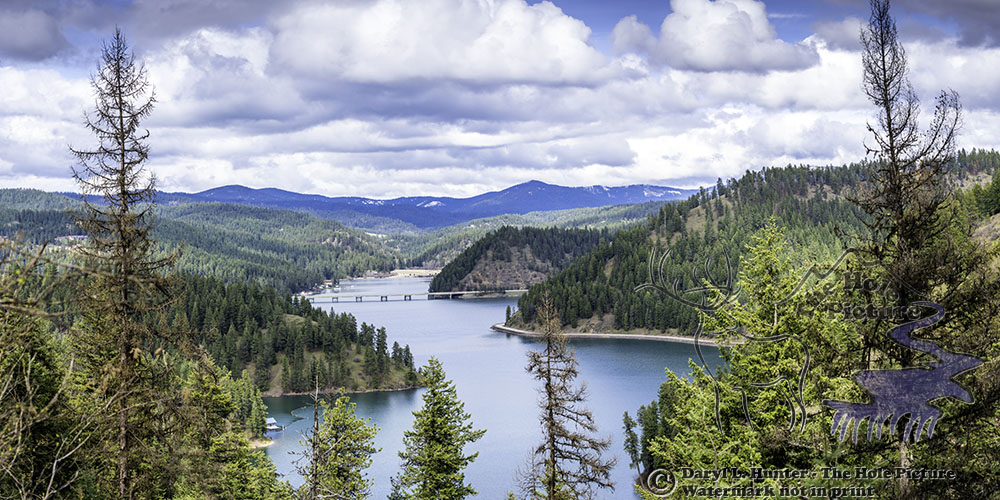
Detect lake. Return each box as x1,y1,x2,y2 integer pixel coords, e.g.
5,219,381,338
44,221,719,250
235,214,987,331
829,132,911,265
264,277,720,499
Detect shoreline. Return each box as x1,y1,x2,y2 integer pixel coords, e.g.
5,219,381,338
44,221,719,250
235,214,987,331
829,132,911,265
261,384,422,398
248,437,274,450
354,268,441,280
491,324,736,347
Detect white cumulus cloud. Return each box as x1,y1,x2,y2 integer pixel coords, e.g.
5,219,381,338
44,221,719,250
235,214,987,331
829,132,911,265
269,0,614,85
613,0,819,73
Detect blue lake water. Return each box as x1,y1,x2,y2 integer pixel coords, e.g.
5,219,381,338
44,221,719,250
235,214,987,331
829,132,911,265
264,277,720,498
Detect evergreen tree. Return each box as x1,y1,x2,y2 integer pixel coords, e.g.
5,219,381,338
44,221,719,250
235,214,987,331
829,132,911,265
296,387,379,500
68,28,178,499
376,327,389,376
628,222,859,498
391,357,485,500
0,307,91,497
621,411,641,479
519,294,614,499
177,354,292,499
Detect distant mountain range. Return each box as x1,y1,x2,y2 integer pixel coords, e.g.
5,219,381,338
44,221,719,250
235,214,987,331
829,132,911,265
143,180,698,232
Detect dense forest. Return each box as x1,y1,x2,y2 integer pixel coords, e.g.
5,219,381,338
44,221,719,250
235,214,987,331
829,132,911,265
613,4,1000,496
428,226,607,292
173,273,417,394
509,163,862,332
6,2,1000,497
510,149,998,335
400,201,667,268
0,195,419,396
0,191,402,293
0,31,423,499
155,203,402,293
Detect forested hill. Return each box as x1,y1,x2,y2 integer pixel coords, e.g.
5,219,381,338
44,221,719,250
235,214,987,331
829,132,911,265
510,149,999,334
428,226,607,293
401,201,668,269
172,273,418,396
155,203,402,292
0,191,402,293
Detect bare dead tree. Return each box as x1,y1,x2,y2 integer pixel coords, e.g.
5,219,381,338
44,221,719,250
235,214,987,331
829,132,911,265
520,293,615,500
853,0,962,306
68,27,177,500
849,3,999,499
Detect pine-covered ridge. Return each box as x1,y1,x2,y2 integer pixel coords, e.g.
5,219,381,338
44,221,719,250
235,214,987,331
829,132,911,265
428,226,608,293
0,191,403,293
398,201,670,268
173,273,419,396
510,149,999,336
154,202,403,293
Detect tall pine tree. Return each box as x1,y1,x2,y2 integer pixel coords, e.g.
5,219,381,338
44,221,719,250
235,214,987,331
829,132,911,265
391,357,485,500
69,28,178,499
296,385,378,500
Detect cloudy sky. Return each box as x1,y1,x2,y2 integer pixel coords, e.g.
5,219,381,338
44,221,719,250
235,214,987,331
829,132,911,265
1,0,999,198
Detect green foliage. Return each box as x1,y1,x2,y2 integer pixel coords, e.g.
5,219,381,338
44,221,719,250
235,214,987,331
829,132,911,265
631,223,868,498
230,371,268,438
0,311,89,498
156,202,402,293
0,194,403,294
174,355,293,500
399,201,668,268
391,357,485,500
297,395,379,500
515,164,864,334
168,273,416,395
961,149,1000,217
622,411,640,475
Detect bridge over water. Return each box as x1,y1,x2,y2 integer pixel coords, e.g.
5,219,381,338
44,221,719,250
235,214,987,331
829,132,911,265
305,289,528,303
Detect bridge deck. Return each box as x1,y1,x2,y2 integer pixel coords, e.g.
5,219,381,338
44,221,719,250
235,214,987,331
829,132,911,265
305,289,527,302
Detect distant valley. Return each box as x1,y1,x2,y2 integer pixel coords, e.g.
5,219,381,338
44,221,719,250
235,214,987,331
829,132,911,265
4,180,694,294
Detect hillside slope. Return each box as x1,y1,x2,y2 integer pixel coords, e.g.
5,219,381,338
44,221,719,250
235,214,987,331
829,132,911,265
0,192,402,293
428,226,607,292
511,149,1000,334
400,201,668,268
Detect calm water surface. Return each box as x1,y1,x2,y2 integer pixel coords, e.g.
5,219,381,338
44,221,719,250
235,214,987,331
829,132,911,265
265,277,720,499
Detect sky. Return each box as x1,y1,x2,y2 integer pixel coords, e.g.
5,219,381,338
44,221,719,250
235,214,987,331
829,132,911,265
1,0,999,198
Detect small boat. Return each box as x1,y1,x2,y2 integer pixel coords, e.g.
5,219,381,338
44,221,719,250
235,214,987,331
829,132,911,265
265,417,282,432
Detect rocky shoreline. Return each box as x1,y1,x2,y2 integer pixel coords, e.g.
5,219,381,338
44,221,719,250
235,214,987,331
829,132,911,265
491,323,737,347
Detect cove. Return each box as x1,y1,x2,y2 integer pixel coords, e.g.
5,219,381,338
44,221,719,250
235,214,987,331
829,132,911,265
265,277,722,499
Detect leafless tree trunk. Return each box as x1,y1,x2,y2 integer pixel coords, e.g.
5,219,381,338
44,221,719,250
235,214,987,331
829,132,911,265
855,0,962,305
855,2,962,498
520,293,615,500
69,27,176,500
